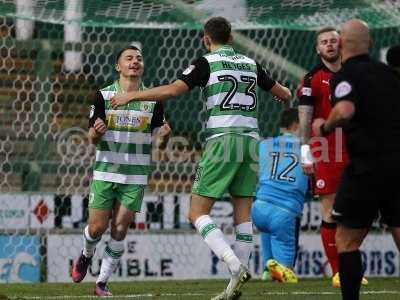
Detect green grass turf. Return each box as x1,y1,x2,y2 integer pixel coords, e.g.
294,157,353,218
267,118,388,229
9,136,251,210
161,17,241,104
2,278,400,300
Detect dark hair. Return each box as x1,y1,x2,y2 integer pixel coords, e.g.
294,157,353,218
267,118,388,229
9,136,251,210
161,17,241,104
386,44,400,68
315,26,338,44
116,45,141,62
204,17,231,44
280,108,299,128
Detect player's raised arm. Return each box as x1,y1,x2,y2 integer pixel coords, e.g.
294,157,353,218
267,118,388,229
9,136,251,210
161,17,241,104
270,82,292,102
111,56,210,109
110,80,189,108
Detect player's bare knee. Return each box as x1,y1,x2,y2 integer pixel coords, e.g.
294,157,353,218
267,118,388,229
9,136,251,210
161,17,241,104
189,194,214,224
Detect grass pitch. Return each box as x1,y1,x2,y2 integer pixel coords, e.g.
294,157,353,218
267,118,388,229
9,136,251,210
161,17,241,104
3,278,400,300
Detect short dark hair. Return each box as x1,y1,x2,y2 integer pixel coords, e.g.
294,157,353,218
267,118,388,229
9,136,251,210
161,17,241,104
204,17,231,44
315,26,338,44
280,108,299,129
116,45,141,62
386,44,400,68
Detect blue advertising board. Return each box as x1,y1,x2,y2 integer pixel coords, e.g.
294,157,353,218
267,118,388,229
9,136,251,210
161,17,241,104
0,235,41,283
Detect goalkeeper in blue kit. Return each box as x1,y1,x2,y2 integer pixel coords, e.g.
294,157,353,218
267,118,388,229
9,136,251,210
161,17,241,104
251,108,309,283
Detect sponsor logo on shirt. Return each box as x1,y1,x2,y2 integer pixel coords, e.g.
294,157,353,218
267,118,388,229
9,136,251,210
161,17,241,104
116,115,142,127
107,113,149,130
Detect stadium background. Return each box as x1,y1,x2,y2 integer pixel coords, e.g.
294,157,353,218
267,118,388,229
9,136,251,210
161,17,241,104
0,0,400,285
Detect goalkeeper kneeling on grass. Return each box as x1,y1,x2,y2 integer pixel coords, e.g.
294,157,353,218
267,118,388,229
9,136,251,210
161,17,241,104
251,108,309,283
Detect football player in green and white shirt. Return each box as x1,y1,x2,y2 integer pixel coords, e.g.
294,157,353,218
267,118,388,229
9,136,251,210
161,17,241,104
71,45,171,296
111,17,291,299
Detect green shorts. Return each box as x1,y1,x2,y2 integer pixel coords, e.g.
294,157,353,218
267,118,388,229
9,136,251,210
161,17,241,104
89,180,145,212
192,134,259,199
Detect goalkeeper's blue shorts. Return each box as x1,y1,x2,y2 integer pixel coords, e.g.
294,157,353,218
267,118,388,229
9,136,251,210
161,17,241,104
252,199,300,268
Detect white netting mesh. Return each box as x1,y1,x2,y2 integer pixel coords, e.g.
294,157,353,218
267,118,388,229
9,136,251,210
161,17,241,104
0,1,400,283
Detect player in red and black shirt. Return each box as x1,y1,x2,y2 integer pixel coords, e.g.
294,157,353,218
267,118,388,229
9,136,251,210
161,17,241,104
298,27,357,287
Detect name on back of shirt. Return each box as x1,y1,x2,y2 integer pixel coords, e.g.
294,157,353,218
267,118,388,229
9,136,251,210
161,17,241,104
273,140,297,151
221,61,251,71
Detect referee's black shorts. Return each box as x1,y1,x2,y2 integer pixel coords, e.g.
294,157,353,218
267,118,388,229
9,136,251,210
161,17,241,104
332,158,400,228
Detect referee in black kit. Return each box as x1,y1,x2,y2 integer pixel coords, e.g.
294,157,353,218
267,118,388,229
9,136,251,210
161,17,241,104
312,19,400,300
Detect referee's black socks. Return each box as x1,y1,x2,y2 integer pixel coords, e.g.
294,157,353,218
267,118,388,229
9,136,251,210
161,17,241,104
339,250,363,300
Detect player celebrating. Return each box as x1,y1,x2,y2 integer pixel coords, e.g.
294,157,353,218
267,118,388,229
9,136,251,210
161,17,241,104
298,27,367,287
111,16,291,299
252,108,308,284
71,45,171,296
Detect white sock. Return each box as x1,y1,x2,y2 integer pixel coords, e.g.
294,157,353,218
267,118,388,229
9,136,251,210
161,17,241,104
194,215,241,274
83,225,101,258
96,238,124,284
234,222,253,267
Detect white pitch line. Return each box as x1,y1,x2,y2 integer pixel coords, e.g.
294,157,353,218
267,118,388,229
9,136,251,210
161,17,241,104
8,290,400,299
290,290,400,295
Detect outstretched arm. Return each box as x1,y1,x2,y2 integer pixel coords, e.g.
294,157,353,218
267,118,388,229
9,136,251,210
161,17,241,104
256,63,291,101
111,80,189,108
270,82,292,102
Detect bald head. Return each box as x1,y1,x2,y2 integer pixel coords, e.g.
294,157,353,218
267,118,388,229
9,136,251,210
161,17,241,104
340,19,371,59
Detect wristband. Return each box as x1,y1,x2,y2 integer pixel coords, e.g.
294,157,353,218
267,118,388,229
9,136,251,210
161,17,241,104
301,144,313,165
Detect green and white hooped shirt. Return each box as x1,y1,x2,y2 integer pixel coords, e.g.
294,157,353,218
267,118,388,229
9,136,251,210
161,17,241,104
179,45,276,141
88,81,164,185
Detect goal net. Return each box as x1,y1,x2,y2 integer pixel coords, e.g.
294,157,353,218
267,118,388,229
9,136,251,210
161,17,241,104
0,0,399,283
